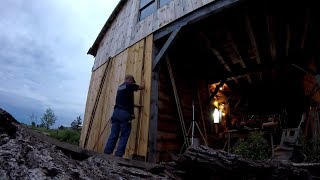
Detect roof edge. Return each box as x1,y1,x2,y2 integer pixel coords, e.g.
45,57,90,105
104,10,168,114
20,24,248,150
87,0,129,56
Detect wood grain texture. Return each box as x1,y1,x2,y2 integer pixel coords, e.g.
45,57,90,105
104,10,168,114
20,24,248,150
82,36,153,159
92,0,219,71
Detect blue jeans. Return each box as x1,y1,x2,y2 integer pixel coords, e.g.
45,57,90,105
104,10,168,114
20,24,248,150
104,108,132,157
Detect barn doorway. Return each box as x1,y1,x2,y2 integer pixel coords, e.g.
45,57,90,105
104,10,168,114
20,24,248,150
154,1,320,162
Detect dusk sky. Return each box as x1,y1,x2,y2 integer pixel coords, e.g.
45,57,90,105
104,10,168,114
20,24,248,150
0,0,119,127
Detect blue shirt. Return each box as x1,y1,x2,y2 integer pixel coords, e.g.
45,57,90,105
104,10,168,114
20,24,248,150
115,82,139,115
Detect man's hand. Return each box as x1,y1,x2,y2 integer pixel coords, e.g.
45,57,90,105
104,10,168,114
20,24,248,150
134,104,143,108
138,79,145,90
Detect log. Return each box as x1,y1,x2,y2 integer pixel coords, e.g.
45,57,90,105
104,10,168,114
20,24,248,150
172,146,312,180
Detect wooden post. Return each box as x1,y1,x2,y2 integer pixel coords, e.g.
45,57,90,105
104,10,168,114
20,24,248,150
147,72,159,163
197,87,208,146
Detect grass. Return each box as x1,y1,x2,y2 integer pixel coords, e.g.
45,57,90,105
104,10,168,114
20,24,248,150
30,127,81,145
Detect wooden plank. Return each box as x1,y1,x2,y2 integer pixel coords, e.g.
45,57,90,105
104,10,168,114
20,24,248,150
301,9,310,49
92,1,136,70
285,24,290,57
266,16,276,61
211,48,231,72
96,50,129,152
137,35,153,158
226,32,246,68
165,1,176,27
80,65,104,147
148,43,161,163
202,0,214,5
95,56,120,151
152,11,160,32
157,5,168,28
245,15,261,64
148,71,159,162
133,39,145,156
86,60,114,150
153,27,182,71
153,0,242,41
192,0,203,10
174,0,183,19
182,0,193,15
83,58,113,149
123,43,139,157
157,131,178,140
197,85,208,146
93,0,241,71
125,40,145,157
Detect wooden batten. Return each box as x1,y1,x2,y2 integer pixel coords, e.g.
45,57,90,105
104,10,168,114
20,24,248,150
80,35,153,159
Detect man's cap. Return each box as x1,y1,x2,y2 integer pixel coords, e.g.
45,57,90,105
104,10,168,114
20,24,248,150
125,75,136,83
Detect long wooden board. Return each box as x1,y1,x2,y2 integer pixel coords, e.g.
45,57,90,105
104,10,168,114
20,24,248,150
82,36,153,159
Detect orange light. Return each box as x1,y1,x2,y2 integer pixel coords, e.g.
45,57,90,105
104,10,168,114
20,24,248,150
214,101,218,107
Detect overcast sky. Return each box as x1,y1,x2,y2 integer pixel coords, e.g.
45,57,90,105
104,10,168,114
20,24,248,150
0,0,119,127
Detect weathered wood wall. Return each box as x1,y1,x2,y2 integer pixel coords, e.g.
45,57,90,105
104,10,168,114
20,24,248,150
93,0,216,70
80,35,153,159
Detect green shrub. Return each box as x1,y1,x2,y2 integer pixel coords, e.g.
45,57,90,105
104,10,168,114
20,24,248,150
304,137,320,162
29,126,81,145
234,131,269,160
47,129,80,145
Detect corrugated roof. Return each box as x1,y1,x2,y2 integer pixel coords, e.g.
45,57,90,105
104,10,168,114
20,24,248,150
87,0,128,56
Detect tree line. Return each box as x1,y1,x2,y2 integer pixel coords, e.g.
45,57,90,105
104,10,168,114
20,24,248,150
30,108,82,130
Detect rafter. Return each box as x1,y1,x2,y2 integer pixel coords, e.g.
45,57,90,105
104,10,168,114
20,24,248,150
245,15,261,64
267,16,276,61
245,15,262,80
285,24,290,57
225,32,252,84
301,9,310,49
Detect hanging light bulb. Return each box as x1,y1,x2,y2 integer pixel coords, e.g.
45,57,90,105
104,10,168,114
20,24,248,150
213,108,220,123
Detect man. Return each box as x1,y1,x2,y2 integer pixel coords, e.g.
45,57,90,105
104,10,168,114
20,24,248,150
104,75,144,157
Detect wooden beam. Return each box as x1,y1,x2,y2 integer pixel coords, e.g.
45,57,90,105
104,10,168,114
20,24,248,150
227,74,249,82
244,15,262,80
226,32,246,68
266,16,276,61
153,0,243,41
197,88,208,146
301,9,310,49
245,15,261,64
285,24,290,57
153,27,182,71
211,48,232,73
147,72,159,163
226,32,252,84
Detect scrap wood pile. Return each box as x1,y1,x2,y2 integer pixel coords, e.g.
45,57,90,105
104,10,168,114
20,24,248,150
0,108,318,179
0,108,168,179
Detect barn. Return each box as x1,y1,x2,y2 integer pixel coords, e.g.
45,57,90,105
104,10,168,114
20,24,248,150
80,0,320,163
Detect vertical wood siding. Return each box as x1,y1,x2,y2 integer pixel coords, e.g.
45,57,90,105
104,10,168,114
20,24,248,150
80,35,153,159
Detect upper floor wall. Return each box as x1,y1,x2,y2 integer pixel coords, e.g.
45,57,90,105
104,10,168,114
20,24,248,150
92,0,216,70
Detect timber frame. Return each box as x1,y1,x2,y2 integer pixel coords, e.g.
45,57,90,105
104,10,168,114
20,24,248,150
82,0,320,163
